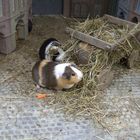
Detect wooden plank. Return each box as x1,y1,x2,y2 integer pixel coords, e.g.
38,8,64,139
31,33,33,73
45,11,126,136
65,27,112,50
104,14,136,29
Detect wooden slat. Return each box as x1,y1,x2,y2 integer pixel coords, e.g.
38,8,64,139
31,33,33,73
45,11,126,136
104,14,136,29
65,27,112,50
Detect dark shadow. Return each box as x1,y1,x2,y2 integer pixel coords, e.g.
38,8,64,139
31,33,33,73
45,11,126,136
131,17,138,23
16,20,25,40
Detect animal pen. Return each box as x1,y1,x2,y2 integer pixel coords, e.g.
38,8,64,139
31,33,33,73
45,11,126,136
0,0,32,54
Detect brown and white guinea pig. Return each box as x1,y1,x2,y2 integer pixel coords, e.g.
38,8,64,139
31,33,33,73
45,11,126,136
32,60,83,90
39,38,65,62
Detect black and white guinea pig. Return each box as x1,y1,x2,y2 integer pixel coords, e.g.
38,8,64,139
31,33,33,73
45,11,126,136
39,38,65,62
32,60,83,90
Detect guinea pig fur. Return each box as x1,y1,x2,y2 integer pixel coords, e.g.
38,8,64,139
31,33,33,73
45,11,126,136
32,60,83,90
39,38,65,61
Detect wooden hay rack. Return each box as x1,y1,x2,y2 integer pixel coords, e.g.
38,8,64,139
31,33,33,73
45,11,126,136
66,14,140,51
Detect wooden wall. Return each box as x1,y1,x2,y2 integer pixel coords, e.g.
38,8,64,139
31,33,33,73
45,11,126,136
63,0,110,18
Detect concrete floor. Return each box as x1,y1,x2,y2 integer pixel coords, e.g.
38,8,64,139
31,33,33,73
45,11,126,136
0,16,140,140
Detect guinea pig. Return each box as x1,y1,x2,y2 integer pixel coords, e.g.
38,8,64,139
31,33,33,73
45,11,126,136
39,38,65,62
32,60,83,90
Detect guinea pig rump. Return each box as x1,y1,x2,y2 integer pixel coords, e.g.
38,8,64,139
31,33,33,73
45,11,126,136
32,60,56,88
32,61,40,85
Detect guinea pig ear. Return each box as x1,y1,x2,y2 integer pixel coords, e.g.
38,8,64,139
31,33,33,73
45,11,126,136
51,41,61,46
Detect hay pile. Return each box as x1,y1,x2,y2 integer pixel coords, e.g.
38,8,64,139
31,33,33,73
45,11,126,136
47,17,140,129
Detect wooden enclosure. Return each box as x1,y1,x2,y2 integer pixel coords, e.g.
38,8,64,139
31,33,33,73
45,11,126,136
63,0,109,18
0,0,32,54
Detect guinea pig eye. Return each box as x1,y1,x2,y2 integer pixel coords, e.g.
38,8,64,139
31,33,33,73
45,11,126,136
71,73,75,76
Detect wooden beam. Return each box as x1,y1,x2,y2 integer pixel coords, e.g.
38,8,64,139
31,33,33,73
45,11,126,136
104,14,136,29
65,27,112,50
